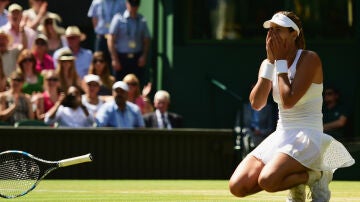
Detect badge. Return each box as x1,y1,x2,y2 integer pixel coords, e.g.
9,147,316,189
128,40,136,49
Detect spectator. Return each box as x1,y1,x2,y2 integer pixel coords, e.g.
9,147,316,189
143,90,183,129
0,71,34,125
108,0,151,85
0,56,6,92
32,34,55,73
87,0,126,69
123,73,152,114
16,49,43,95
323,85,350,139
87,51,115,96
37,13,66,56
44,85,95,127
22,0,60,30
241,99,276,153
82,74,104,117
34,69,60,120
96,81,144,128
0,0,9,27
55,49,81,92
53,26,93,79
2,3,37,50
0,28,23,77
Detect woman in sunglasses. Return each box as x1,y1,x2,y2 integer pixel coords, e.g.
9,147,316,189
86,51,115,96
33,69,60,120
16,49,43,95
0,71,34,125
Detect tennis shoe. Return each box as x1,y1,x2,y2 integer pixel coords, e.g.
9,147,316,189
286,184,305,202
310,171,333,202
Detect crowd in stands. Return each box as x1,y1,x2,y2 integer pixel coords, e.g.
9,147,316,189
0,0,183,129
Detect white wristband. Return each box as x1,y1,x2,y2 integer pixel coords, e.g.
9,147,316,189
259,60,274,81
275,60,288,74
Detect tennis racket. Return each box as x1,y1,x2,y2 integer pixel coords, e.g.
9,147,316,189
0,150,93,199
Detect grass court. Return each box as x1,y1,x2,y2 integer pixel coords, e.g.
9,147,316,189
4,180,360,201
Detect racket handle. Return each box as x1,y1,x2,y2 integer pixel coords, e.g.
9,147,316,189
58,153,93,167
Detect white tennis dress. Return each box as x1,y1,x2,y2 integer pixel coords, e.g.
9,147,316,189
250,49,355,171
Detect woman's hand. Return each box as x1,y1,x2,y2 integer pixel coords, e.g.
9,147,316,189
268,30,289,61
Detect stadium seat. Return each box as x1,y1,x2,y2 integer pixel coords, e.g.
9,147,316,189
14,120,48,127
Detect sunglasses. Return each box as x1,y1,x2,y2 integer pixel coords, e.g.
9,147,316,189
44,19,53,25
126,82,138,86
87,82,99,87
12,78,24,82
46,77,59,82
93,59,104,64
22,58,34,63
36,41,47,46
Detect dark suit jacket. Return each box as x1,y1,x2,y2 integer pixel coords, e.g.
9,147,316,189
143,112,183,128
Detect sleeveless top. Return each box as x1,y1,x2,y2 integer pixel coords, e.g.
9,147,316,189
272,49,323,131
5,94,30,124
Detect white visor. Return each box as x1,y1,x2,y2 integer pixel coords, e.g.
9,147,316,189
263,13,300,36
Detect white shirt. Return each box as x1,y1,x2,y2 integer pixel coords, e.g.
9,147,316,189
155,109,171,129
44,105,95,128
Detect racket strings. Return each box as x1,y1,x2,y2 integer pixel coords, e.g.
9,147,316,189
0,154,40,198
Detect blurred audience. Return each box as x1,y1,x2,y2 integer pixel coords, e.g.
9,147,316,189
323,85,350,139
122,73,153,114
37,13,66,56
96,81,144,128
143,90,182,129
0,29,23,77
55,49,81,92
22,0,60,30
82,74,104,117
16,49,43,95
32,34,55,73
87,51,115,96
0,71,34,125
108,0,151,84
34,69,60,120
53,26,92,79
0,56,7,92
44,85,95,127
2,4,37,50
87,0,126,68
0,0,9,27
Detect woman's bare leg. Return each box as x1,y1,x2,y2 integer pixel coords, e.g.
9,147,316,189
229,155,265,197
258,153,309,193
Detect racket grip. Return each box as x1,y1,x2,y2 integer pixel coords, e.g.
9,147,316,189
58,153,93,167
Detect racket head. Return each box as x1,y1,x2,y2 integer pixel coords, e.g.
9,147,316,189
0,150,57,198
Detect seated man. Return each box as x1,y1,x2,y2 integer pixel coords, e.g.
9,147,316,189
143,90,183,129
95,81,144,128
322,85,350,140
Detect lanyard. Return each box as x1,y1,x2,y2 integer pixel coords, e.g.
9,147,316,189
126,16,139,39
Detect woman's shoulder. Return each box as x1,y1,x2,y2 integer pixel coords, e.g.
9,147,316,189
299,49,322,67
300,49,320,60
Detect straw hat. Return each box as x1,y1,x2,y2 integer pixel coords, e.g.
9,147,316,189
64,26,86,41
37,13,65,35
58,49,76,61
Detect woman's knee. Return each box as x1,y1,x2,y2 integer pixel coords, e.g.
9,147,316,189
228,179,249,197
258,173,280,192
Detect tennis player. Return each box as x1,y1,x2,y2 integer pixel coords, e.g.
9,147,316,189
229,11,355,202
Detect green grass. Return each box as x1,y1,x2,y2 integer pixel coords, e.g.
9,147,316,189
5,180,360,201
